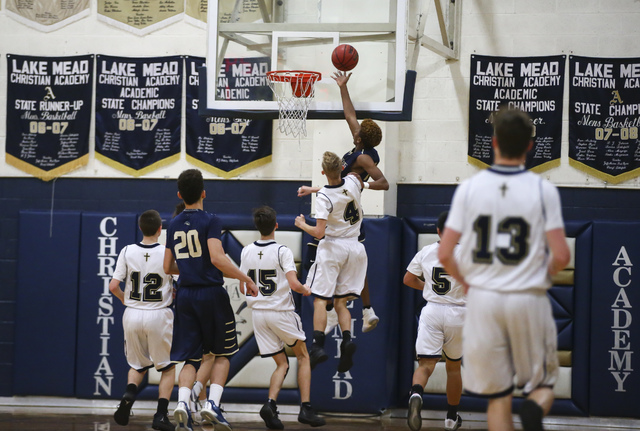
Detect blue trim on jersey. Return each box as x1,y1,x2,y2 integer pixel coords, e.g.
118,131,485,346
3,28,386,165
465,385,514,399
316,191,333,213
253,240,276,247
324,179,346,189
137,243,162,249
488,164,526,175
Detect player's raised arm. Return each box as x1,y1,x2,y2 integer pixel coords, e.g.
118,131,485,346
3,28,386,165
295,214,326,240
357,156,389,191
332,71,359,138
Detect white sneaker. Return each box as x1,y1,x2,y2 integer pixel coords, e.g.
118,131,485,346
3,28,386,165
444,414,462,431
324,308,339,335
362,307,379,333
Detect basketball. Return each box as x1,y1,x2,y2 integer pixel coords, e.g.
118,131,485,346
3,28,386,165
331,44,359,71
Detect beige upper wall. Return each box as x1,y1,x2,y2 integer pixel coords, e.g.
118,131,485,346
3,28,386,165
0,0,639,190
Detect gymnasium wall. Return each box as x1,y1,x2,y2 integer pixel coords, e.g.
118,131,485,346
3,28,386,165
0,2,639,189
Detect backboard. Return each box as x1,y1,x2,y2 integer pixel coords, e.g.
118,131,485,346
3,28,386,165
201,0,414,120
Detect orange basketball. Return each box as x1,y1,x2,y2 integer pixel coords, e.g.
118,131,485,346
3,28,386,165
331,44,359,71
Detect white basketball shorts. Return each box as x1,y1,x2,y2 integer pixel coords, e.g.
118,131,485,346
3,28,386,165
252,309,306,356
306,236,367,299
122,307,173,371
415,302,465,360
462,288,559,397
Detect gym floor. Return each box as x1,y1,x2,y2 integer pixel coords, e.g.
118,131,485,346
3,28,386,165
1,398,639,431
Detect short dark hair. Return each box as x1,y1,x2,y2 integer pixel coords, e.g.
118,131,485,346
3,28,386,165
493,108,533,159
139,210,162,237
437,211,449,232
253,206,277,236
177,169,204,205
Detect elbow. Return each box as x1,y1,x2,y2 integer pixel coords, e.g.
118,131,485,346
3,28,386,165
380,179,389,191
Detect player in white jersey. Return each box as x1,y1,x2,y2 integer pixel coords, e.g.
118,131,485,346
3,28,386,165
296,151,367,374
404,211,465,431
439,108,570,431
109,209,176,431
239,206,325,429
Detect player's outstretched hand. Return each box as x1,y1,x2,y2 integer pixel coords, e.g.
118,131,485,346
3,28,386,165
298,186,312,197
332,70,352,87
295,214,306,228
301,284,312,296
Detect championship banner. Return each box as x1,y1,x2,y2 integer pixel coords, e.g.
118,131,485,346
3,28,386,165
569,56,640,184
185,56,272,178
6,0,90,32
469,54,566,172
185,0,207,28
5,54,93,181
97,0,184,36
95,55,182,176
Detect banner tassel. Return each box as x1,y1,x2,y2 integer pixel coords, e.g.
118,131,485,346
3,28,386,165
49,177,57,238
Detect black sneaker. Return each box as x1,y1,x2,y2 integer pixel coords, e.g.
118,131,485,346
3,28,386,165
337,340,357,373
309,344,328,370
520,399,544,431
260,402,284,430
407,393,423,431
298,405,326,427
114,397,134,426
152,412,175,431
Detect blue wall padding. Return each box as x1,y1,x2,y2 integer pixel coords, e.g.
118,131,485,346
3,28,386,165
570,223,592,414
75,213,138,398
302,217,404,414
400,217,593,416
588,222,639,418
13,211,82,396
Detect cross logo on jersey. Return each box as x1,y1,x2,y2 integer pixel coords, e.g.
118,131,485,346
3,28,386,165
144,253,150,261
500,183,508,197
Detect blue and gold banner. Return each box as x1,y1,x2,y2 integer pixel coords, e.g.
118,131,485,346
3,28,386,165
95,55,182,176
6,54,93,181
469,55,566,172
185,56,272,178
569,56,640,184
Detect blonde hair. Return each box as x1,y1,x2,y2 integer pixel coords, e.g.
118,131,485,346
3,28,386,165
360,119,382,148
322,151,342,176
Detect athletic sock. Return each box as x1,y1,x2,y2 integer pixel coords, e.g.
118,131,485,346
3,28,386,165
313,330,326,347
209,383,224,406
363,305,372,309
410,384,424,396
192,381,203,399
178,386,191,404
447,403,459,420
157,398,169,415
342,330,352,343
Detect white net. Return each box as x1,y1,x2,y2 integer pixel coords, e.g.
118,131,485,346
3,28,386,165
267,71,321,138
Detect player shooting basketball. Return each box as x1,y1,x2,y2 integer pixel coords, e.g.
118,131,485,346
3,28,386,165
297,70,389,340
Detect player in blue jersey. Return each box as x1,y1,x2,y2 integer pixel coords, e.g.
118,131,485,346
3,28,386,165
164,169,258,431
297,70,389,335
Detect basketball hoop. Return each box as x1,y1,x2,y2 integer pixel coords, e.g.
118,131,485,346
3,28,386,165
267,70,321,138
